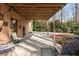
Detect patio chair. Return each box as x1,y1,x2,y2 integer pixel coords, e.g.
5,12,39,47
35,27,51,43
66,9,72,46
0,43,15,56
12,32,22,43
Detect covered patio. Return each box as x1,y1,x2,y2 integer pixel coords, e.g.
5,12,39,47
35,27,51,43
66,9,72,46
6,3,65,36
0,3,66,56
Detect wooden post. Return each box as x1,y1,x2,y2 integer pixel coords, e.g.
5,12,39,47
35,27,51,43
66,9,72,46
53,19,55,41
76,3,77,23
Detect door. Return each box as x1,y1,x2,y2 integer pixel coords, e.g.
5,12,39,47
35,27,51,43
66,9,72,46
10,18,18,35
23,26,25,36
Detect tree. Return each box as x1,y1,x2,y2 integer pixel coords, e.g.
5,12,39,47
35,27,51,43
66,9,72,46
48,19,79,35
33,20,47,32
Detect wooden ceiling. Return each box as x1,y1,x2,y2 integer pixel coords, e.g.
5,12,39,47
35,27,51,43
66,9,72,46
7,3,65,20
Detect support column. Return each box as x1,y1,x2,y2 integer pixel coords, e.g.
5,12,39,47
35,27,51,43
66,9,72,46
28,20,33,33
3,4,11,27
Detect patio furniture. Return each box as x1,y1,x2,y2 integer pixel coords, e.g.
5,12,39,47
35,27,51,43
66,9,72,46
12,32,22,43
0,43,15,56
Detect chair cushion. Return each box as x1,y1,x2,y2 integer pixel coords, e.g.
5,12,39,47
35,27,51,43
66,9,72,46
0,43,15,51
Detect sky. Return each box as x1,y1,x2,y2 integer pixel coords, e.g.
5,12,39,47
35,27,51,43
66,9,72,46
49,3,76,22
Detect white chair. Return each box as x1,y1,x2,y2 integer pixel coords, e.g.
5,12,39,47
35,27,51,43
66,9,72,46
12,32,22,43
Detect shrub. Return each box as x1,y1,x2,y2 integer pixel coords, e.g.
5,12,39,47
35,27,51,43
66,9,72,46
48,20,79,35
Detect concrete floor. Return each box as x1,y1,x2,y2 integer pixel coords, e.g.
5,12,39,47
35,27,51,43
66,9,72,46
6,32,62,56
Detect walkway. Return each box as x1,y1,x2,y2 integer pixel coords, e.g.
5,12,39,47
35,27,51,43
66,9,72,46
11,32,62,56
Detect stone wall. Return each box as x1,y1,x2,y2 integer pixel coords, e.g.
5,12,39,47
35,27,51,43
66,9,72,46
0,3,33,37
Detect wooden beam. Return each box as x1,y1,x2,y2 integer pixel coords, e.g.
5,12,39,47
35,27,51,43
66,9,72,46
23,12,55,20
20,12,55,15
17,10,57,13
7,3,65,7
10,6,63,8
11,7,61,9
22,14,54,16
25,13,52,18
6,3,66,20
12,7,60,12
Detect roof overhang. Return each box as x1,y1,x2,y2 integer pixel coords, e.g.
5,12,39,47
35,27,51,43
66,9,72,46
7,3,66,20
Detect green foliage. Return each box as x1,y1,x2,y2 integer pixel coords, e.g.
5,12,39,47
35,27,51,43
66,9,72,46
33,20,47,32
33,19,79,35
56,39,64,45
48,20,79,35
48,21,54,32
48,20,67,32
